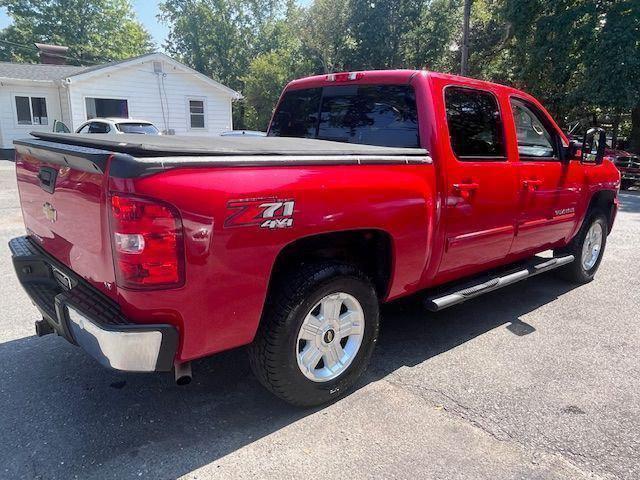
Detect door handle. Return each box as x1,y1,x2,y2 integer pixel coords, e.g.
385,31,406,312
453,182,479,200
522,179,543,191
453,183,479,191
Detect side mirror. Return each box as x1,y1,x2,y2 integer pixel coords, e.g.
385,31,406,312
581,127,606,165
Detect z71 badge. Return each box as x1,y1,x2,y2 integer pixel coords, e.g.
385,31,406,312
225,198,295,229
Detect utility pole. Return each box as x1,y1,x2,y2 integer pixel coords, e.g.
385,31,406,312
460,0,472,76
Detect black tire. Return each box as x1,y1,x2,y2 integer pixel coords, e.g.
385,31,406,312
248,262,379,407
555,211,608,284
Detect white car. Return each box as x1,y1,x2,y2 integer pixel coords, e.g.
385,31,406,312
75,118,160,135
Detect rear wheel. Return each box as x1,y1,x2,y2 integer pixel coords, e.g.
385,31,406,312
555,212,608,284
248,262,379,407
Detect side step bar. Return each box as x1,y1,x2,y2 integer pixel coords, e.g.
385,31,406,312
424,254,574,312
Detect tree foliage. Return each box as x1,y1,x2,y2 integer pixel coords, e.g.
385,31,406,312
2,0,637,145
159,0,288,91
242,4,316,129
0,0,153,64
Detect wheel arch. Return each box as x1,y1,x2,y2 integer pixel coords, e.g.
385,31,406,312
266,229,395,303
586,189,617,233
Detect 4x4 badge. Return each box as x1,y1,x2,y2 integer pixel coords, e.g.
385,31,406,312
225,198,295,229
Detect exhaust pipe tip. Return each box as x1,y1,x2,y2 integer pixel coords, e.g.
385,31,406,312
174,361,192,386
35,319,54,337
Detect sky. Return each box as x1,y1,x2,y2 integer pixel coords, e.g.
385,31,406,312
0,1,170,47
0,1,312,49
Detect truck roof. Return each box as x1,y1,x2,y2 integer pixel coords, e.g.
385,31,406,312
284,69,533,101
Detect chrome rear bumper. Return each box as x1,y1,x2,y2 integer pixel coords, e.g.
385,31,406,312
9,236,178,372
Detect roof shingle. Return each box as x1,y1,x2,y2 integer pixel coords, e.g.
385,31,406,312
0,62,88,81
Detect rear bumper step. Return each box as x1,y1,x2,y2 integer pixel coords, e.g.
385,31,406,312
424,254,574,312
9,236,178,372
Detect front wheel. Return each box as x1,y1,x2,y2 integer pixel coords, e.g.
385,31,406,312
555,212,608,284
248,262,380,407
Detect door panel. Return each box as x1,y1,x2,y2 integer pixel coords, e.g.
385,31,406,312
439,161,518,274
508,98,583,254
437,86,518,277
511,161,582,254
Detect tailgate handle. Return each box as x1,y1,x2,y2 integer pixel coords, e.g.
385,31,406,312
38,166,58,194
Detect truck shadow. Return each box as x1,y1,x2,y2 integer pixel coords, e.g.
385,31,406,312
0,273,579,479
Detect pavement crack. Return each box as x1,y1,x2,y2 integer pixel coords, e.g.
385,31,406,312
381,374,615,480
382,374,514,443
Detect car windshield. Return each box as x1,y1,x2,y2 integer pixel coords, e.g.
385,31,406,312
116,123,159,135
268,84,420,148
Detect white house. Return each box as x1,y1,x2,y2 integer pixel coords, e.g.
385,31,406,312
0,52,242,158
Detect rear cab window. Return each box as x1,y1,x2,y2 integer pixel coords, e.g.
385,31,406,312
269,84,420,148
444,87,506,160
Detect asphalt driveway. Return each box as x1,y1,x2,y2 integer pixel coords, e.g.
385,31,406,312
1,160,638,479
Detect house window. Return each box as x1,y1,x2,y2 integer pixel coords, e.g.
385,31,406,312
15,96,48,125
85,97,129,119
189,99,205,129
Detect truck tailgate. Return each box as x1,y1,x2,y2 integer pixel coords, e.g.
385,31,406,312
14,142,117,299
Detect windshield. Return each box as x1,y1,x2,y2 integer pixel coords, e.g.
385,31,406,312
269,84,420,148
116,123,160,135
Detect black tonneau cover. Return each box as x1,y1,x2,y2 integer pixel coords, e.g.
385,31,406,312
29,132,428,157
14,132,431,178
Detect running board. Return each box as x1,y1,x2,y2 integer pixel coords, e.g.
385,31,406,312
424,255,575,312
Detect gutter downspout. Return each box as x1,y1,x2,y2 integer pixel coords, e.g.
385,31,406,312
62,78,74,131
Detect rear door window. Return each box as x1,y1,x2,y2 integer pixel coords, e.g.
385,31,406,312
269,84,420,148
445,87,505,159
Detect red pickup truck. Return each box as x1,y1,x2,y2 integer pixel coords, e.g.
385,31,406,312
10,70,620,406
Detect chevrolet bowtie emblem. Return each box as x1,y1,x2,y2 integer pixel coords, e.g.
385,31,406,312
43,202,57,223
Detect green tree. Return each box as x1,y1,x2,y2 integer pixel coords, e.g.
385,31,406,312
0,0,153,64
345,0,423,69
583,0,640,152
402,0,461,72
242,51,292,129
241,4,316,129
490,0,640,149
497,0,597,122
159,0,287,91
299,0,353,72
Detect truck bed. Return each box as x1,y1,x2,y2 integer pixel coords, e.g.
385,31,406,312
16,133,430,178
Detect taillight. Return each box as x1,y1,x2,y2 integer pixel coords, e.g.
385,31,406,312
326,72,364,82
109,194,185,289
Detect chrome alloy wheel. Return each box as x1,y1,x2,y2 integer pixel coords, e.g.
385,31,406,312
296,292,365,382
581,221,604,270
